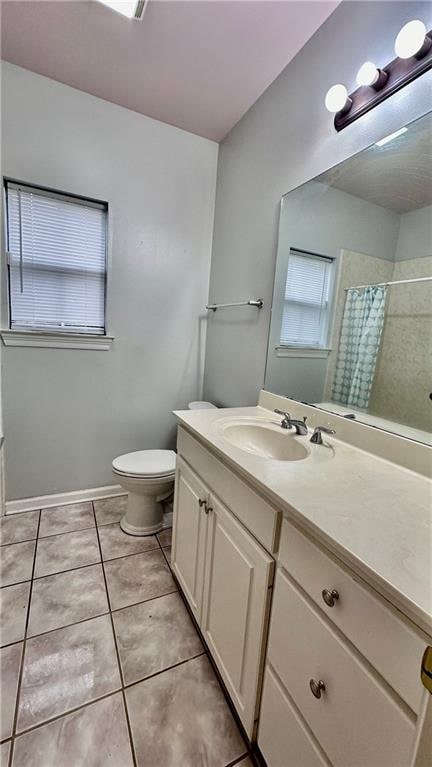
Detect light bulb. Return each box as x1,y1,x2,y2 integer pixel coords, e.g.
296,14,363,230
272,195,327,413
356,62,380,86
325,84,350,113
395,20,428,58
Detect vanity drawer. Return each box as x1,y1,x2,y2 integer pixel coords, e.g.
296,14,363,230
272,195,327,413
177,426,280,552
267,568,416,767
258,664,331,767
278,518,426,714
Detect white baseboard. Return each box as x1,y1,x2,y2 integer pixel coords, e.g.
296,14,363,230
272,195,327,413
6,484,125,515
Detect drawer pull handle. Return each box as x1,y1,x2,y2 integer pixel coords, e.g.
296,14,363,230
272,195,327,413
198,498,207,509
309,679,326,699
322,588,339,607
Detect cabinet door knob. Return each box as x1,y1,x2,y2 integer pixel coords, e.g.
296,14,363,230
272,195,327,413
309,679,326,699
322,588,339,607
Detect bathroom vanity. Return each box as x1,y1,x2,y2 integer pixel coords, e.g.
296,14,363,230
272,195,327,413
172,393,432,767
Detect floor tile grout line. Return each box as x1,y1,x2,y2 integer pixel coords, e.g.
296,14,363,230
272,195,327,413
23,543,162,585
0,582,31,649
225,753,253,767
110,587,178,615
15,587,179,644
30,537,162,582
34,525,98,543
1,577,33,591
9,688,124,741
122,650,206,692
0,637,30,651
161,546,172,567
8,509,41,767
3,582,177,649
91,501,138,767
37,522,96,540
0,535,38,548
29,560,104,584
101,545,162,565
32,558,103,581
25,609,111,643
1,516,169,558
155,527,172,557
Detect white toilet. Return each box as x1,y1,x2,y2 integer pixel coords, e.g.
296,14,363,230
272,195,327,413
113,400,217,536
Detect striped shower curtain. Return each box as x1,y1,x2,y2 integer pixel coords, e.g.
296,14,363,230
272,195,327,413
332,285,388,410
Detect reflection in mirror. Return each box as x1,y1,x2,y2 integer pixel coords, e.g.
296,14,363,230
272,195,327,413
265,112,432,445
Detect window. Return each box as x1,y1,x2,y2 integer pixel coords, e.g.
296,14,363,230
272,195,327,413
280,249,333,348
5,181,107,336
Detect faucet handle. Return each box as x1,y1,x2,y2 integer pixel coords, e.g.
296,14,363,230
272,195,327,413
274,409,292,430
274,408,291,419
310,425,336,445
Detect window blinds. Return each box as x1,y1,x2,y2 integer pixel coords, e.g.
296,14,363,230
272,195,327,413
280,249,332,347
6,182,107,334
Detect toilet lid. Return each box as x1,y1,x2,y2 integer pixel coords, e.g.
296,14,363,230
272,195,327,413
188,400,217,410
112,450,176,478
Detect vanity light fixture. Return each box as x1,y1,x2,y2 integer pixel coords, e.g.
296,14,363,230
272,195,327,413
325,19,432,131
97,0,147,19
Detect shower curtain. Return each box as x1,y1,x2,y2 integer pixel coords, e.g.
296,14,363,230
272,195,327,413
331,285,388,410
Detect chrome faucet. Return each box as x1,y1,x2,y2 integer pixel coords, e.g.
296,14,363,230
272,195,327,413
274,409,308,436
310,425,336,444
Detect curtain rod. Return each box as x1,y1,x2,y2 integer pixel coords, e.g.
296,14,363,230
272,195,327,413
345,276,432,291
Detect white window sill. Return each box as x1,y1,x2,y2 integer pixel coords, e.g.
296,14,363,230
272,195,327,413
1,329,114,351
276,346,331,359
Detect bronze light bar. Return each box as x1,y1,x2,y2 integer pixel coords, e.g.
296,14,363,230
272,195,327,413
325,20,432,131
334,30,432,131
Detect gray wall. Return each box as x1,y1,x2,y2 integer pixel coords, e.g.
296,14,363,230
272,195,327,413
203,0,432,407
395,205,432,261
2,64,218,500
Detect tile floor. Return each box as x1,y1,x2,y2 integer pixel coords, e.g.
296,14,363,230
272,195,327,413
0,497,253,767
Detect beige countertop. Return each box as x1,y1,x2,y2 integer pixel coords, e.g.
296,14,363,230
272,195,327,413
174,405,432,637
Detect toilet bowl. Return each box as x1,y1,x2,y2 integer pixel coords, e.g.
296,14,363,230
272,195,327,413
113,402,216,536
112,450,176,536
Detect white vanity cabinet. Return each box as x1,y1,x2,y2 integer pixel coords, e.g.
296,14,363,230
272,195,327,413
258,518,430,767
172,430,276,737
172,421,431,765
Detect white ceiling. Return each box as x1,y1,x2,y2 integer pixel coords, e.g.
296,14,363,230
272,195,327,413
1,0,339,141
319,114,432,214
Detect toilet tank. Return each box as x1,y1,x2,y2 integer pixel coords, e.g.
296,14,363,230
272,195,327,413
188,401,217,410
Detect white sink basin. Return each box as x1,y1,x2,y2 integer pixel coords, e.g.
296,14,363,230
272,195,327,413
222,422,308,460
213,416,334,462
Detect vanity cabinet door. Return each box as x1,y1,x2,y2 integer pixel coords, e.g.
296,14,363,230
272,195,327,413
171,457,209,624
201,493,274,737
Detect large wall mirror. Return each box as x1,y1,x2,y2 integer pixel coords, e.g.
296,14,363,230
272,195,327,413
265,112,432,446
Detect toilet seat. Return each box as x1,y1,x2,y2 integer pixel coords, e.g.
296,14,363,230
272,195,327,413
112,449,176,479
